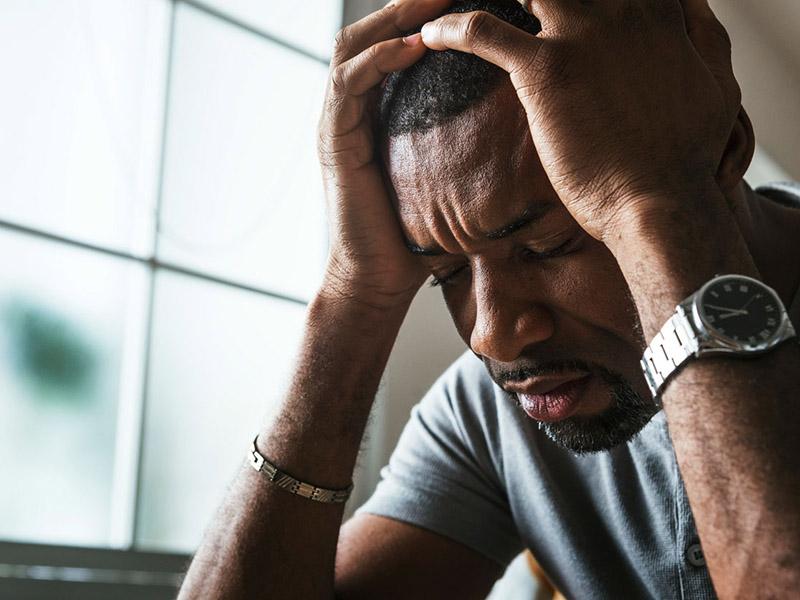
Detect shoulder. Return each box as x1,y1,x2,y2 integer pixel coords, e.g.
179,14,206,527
416,351,548,486
419,351,513,447
434,350,494,393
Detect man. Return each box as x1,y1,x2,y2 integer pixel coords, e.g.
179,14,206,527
179,0,800,598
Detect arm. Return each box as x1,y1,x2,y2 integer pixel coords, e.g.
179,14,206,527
179,1,502,597
179,293,411,599
180,293,502,599
607,183,800,598
336,514,503,599
419,0,798,595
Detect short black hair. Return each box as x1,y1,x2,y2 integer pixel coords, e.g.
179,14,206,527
378,0,541,137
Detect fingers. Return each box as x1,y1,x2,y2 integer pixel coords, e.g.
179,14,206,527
333,0,453,65
332,35,427,98
420,11,543,75
525,0,583,30
323,35,427,138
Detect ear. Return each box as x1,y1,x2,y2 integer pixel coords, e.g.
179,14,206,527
716,106,756,193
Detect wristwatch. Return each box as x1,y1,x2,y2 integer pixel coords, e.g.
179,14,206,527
641,274,796,399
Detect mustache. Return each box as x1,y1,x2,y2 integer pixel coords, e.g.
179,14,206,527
493,358,595,386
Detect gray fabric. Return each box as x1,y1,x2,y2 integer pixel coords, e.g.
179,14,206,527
357,183,800,599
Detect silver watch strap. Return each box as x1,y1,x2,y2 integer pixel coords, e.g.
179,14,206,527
248,436,353,504
641,308,698,399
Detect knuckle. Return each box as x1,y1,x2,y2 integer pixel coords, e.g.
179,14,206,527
364,42,381,65
709,19,732,49
317,129,332,157
330,64,349,94
464,11,492,47
730,81,742,106
317,126,372,171
333,26,354,59
377,2,400,22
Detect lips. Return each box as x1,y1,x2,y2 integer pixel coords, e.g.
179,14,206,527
506,374,591,422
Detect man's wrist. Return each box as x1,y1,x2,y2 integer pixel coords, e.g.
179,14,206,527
317,266,423,314
309,284,414,337
604,182,760,339
601,175,724,254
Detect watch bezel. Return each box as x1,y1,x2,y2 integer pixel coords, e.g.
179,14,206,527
690,274,789,354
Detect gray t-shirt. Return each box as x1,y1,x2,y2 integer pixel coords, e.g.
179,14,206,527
357,183,800,599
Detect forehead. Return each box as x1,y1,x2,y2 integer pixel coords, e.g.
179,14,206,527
384,83,559,250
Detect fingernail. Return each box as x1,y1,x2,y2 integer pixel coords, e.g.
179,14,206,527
402,32,422,46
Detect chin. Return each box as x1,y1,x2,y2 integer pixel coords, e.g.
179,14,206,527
536,382,660,454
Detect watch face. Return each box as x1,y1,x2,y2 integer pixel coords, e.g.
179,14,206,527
698,276,783,347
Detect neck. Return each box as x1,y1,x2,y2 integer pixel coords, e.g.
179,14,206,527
733,181,800,306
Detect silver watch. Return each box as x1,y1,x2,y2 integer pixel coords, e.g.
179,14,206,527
641,274,796,399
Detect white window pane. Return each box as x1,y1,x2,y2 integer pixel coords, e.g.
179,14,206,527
0,0,169,256
0,230,148,547
746,145,790,188
157,5,329,301
136,271,307,552
196,0,342,59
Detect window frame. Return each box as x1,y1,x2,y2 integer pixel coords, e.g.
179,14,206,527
0,0,353,590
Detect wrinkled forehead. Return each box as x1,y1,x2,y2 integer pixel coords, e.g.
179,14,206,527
382,83,557,241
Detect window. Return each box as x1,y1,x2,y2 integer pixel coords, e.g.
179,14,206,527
0,0,337,589
157,3,329,301
136,271,307,551
0,229,149,547
0,0,168,256
191,0,343,60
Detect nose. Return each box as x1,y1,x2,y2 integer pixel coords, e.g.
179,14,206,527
468,265,555,363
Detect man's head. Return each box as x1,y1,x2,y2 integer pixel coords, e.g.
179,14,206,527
378,0,540,137
379,0,659,454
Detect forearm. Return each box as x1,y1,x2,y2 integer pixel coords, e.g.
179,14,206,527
609,182,800,597
179,289,414,600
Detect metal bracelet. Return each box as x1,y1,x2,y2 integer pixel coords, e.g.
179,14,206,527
641,308,697,400
247,436,353,504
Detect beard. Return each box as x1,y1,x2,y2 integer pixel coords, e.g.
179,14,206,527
499,359,659,454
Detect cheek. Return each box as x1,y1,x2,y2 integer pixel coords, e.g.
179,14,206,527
548,238,639,336
442,286,477,348
558,240,644,348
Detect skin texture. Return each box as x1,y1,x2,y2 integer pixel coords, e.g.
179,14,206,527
386,83,648,417
178,1,800,598
417,2,800,596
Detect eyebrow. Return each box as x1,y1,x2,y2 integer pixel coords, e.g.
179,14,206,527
406,203,556,256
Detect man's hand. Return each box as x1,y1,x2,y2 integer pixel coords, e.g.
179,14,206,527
418,0,740,243
317,0,453,308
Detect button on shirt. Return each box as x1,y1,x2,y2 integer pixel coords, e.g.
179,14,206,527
686,543,706,568
356,182,800,599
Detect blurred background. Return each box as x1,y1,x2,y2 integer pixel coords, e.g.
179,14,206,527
0,1,796,598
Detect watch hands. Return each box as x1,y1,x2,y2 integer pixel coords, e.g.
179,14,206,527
719,312,746,320
705,304,749,316
739,294,759,311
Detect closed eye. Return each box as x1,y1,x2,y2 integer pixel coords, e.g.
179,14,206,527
429,265,468,288
429,233,584,288
519,236,576,261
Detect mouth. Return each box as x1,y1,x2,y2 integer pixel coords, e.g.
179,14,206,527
504,373,591,422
